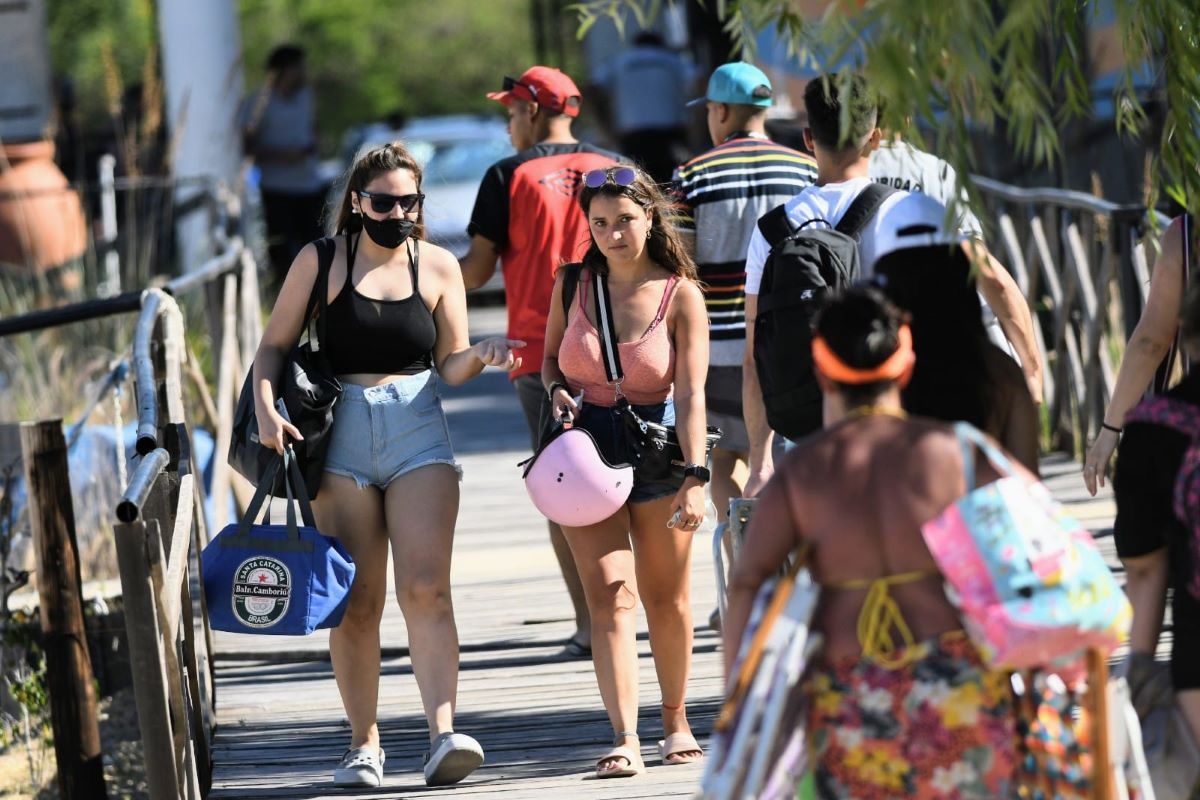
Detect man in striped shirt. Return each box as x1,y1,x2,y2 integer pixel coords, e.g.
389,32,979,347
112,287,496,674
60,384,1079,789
671,62,816,529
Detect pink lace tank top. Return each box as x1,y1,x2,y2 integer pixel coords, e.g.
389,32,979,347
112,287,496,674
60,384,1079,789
558,271,678,407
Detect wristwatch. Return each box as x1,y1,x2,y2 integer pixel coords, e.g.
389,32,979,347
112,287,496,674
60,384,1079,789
682,464,711,484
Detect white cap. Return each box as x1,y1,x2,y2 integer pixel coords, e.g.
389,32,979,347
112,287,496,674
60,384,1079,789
872,192,966,263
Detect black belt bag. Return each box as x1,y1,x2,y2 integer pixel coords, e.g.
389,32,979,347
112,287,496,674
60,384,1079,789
589,268,720,482
616,397,722,481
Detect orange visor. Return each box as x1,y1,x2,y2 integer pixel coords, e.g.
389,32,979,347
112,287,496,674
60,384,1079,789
811,325,914,385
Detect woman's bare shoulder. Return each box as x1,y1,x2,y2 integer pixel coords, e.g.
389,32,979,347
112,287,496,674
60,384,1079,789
415,239,462,284
669,275,706,314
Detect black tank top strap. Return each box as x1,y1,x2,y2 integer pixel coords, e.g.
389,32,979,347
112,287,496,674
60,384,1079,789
342,232,359,293
407,239,420,293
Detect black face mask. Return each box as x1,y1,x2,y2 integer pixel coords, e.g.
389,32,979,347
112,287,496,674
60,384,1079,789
361,215,415,249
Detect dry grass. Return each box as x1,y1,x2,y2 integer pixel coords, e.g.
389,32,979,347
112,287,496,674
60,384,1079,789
0,687,147,799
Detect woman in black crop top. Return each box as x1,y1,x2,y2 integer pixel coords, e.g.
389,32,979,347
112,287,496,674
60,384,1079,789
252,143,522,789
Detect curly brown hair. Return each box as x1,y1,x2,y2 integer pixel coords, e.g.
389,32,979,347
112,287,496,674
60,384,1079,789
577,169,697,281
332,141,426,240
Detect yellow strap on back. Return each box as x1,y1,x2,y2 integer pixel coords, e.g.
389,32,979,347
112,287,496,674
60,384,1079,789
830,570,936,669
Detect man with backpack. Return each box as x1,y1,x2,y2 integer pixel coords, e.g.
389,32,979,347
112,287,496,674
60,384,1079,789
743,74,1040,498
670,62,817,532
742,72,927,496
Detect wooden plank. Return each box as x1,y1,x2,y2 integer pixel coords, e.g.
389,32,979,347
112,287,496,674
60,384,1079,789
997,211,1032,295
0,422,22,473
146,518,196,797
206,344,1131,799
20,420,107,799
161,470,195,637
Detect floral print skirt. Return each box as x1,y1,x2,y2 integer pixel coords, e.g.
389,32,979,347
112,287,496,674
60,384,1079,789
804,630,1017,799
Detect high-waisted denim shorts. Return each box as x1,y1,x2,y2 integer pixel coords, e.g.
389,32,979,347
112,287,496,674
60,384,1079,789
574,398,682,504
324,371,461,490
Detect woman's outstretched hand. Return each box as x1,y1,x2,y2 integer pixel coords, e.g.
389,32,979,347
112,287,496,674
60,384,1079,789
472,338,526,371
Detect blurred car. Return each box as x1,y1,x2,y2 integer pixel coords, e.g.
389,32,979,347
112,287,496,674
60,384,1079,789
329,115,514,260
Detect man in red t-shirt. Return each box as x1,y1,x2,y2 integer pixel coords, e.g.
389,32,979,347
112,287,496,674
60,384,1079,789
461,66,625,658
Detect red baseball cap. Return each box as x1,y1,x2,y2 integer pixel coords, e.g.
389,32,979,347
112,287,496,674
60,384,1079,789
487,66,581,117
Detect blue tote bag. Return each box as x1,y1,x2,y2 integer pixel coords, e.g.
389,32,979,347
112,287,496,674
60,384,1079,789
202,447,355,635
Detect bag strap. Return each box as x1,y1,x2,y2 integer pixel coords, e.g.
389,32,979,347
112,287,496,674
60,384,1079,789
225,447,316,552
306,237,338,352
955,421,1019,491
834,183,896,240
756,203,795,249
238,455,283,532
560,262,583,316
594,270,624,385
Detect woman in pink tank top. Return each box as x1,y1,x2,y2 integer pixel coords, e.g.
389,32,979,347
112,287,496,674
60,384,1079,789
542,167,710,778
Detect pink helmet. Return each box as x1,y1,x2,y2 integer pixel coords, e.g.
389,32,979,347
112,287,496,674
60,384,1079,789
523,425,633,527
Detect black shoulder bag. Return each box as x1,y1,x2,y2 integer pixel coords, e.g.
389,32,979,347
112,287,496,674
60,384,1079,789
229,235,347,498
590,269,721,481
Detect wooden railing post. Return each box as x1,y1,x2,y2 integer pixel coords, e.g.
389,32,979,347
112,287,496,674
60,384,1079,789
114,518,180,800
20,421,108,800
208,271,239,531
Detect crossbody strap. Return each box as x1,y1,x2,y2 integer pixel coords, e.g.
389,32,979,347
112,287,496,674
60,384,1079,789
593,270,624,385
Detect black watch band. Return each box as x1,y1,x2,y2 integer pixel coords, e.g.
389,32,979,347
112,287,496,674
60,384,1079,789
547,381,568,399
682,464,711,484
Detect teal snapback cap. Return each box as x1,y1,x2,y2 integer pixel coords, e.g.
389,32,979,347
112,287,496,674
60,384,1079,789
687,62,774,108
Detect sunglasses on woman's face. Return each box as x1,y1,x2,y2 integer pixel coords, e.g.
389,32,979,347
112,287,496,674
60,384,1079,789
583,167,637,189
357,190,425,214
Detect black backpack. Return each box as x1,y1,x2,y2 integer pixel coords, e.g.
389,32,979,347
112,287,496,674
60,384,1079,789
752,183,896,440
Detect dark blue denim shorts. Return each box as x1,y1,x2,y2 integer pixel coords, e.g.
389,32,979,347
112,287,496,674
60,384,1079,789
575,398,682,504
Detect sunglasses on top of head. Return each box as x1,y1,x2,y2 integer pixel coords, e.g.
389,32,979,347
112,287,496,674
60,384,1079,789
583,166,638,189
357,191,425,214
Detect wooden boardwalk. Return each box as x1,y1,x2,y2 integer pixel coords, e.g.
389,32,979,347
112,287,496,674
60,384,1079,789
207,309,1122,799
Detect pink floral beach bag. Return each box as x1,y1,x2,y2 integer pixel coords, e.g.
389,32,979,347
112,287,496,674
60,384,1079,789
921,423,1130,673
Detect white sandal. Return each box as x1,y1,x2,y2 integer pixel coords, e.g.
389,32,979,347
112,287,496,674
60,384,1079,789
333,745,385,787
424,732,485,786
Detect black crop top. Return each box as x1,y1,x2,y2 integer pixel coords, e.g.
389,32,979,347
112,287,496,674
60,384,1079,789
322,238,437,375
